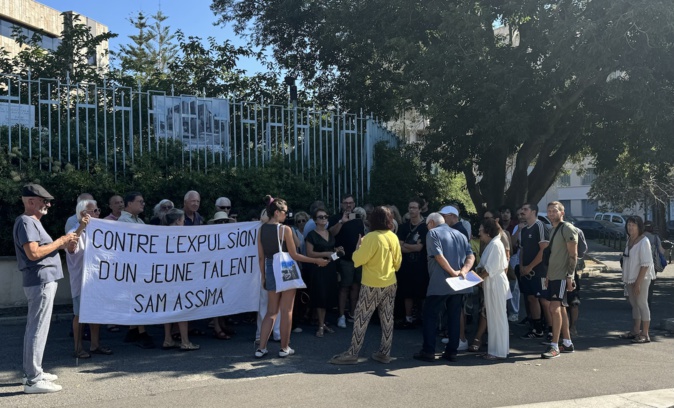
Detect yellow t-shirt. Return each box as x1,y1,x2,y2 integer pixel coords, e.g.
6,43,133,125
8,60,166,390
352,230,402,288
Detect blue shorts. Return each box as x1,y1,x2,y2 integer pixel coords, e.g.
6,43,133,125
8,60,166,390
72,296,81,316
264,258,276,292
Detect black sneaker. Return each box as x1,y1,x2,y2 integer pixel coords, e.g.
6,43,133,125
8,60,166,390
541,346,560,359
440,352,458,362
520,330,544,339
136,332,156,349
559,343,575,353
124,328,140,343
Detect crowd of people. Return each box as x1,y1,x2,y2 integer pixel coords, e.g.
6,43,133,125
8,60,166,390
12,183,663,393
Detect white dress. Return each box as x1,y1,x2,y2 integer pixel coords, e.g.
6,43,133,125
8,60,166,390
479,236,510,358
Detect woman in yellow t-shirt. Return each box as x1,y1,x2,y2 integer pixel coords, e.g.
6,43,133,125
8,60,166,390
329,206,402,365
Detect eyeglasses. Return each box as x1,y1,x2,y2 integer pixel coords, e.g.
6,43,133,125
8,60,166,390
296,219,307,224
88,208,101,213
316,215,329,220
40,198,51,205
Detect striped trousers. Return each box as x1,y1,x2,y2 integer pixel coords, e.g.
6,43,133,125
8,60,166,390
347,283,397,357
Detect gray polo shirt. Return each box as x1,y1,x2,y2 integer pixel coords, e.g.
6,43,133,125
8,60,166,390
13,215,64,287
426,223,474,296
118,210,145,224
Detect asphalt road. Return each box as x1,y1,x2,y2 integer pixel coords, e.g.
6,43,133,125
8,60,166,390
1,242,673,408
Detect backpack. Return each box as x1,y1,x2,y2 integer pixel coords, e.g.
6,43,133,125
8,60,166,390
651,234,664,273
576,228,588,258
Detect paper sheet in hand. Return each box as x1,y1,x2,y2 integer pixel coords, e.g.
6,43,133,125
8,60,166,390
446,271,483,291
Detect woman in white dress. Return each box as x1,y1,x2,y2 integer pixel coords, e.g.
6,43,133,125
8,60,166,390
476,219,510,360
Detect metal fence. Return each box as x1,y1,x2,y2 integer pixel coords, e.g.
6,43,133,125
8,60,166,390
0,73,400,210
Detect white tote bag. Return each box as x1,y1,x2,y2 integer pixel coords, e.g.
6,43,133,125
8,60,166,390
272,224,307,292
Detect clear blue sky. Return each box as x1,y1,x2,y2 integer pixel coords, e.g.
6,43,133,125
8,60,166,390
38,0,265,74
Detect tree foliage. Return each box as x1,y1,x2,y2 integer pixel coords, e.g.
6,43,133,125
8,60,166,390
7,13,116,83
212,0,674,213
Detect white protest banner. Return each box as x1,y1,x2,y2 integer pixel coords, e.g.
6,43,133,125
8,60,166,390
79,219,261,325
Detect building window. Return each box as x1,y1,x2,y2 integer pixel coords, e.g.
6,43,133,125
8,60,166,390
581,168,596,185
558,173,571,187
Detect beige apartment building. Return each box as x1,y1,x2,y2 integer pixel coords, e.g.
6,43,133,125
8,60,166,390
0,0,109,68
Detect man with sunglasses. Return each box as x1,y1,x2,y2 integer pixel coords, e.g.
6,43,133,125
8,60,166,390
215,197,232,214
329,194,365,329
14,184,77,393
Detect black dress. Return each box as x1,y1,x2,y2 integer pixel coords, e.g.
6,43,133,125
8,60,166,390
396,219,429,299
305,230,338,309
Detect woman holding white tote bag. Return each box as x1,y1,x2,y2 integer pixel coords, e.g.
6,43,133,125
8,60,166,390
256,195,329,358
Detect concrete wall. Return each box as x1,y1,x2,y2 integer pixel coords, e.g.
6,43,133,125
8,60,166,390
0,256,73,308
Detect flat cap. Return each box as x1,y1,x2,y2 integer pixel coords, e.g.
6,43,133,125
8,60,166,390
22,183,54,200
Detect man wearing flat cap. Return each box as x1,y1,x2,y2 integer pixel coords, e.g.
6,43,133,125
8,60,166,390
13,183,77,393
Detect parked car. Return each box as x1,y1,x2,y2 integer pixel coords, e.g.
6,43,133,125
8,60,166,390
538,215,551,225
575,220,626,240
593,212,627,228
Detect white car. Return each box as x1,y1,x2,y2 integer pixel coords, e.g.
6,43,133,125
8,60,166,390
594,212,627,228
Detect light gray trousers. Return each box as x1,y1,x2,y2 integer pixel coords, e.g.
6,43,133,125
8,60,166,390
23,281,57,382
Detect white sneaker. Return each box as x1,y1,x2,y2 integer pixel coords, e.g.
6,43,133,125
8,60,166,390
292,327,303,333
279,347,295,357
254,348,268,358
508,314,519,322
337,315,347,329
457,339,468,351
24,380,62,394
22,372,58,385
441,337,449,344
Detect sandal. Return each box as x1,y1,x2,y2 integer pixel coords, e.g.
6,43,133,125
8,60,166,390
74,350,91,359
316,327,324,338
618,332,639,339
467,338,482,352
180,342,200,351
90,345,113,355
323,325,335,334
213,330,232,340
162,340,180,350
632,335,651,344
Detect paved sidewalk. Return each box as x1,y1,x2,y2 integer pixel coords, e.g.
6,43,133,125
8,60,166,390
1,240,673,407
503,388,674,408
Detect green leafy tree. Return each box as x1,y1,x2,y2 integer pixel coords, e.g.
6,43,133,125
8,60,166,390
114,12,156,82
212,0,674,212
146,11,179,73
5,13,115,82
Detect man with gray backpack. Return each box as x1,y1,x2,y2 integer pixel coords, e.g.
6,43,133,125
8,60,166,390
643,221,666,308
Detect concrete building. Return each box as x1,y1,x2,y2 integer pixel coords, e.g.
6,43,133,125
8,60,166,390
0,0,109,68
